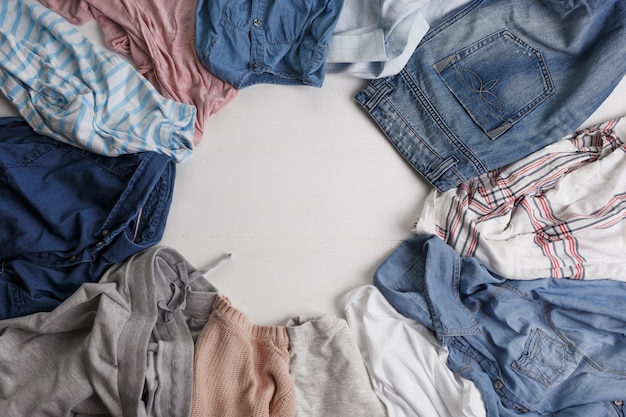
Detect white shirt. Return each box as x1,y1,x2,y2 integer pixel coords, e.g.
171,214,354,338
341,285,486,417
414,117,626,280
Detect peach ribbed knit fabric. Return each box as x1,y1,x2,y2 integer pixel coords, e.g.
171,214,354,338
191,295,296,417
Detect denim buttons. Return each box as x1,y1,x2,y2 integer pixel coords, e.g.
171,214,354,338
101,229,110,237
250,18,261,71
69,256,76,262
493,380,503,390
615,400,624,406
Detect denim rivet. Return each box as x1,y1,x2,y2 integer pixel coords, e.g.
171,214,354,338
101,229,110,237
493,380,503,390
614,400,624,407
253,18,261,27
251,61,259,69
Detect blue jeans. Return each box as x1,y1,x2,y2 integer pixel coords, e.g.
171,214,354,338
355,0,626,191
374,235,626,416
0,117,175,319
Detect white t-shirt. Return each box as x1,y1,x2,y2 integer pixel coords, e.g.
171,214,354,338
341,285,486,417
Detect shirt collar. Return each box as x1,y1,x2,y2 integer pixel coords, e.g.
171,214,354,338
374,235,481,345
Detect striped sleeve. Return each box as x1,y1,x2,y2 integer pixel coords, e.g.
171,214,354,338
0,0,195,162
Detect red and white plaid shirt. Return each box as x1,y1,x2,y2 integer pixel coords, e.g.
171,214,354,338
414,117,626,280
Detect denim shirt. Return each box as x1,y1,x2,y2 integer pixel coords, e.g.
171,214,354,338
373,235,626,416
0,118,175,319
195,0,344,88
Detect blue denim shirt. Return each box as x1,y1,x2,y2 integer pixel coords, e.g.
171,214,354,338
0,117,175,319
374,235,626,416
195,0,343,88
356,0,626,191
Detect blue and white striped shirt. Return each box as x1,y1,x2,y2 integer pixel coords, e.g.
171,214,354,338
0,0,196,161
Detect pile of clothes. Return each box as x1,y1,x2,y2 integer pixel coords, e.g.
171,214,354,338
1,0,626,416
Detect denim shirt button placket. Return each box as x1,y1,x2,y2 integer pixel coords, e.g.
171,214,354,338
251,18,261,71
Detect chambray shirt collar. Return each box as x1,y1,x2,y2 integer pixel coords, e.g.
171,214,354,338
373,235,480,345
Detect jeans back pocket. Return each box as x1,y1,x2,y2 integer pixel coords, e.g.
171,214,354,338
433,29,554,140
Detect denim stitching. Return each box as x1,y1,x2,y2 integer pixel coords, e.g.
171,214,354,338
459,68,503,119
511,328,571,386
435,29,555,141
400,69,487,174
545,304,626,377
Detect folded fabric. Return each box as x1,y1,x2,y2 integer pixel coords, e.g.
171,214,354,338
341,285,486,417
414,117,626,280
326,0,470,79
374,235,626,416
0,0,196,161
0,117,175,319
195,0,344,88
0,246,219,417
37,0,238,145
286,314,387,417
355,0,626,191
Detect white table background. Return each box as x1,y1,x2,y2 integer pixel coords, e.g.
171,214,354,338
2,21,625,325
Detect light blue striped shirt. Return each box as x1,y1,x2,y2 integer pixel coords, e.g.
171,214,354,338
0,0,196,161
326,0,471,79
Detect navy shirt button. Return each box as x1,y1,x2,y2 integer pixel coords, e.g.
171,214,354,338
101,229,110,237
69,255,76,262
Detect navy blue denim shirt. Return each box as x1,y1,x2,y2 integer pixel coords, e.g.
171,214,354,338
0,117,175,319
374,235,626,416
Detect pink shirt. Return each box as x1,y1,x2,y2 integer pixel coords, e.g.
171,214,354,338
39,0,238,146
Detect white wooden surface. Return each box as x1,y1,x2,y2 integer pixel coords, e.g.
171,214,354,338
1,21,625,325
160,72,430,325
166,76,626,325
